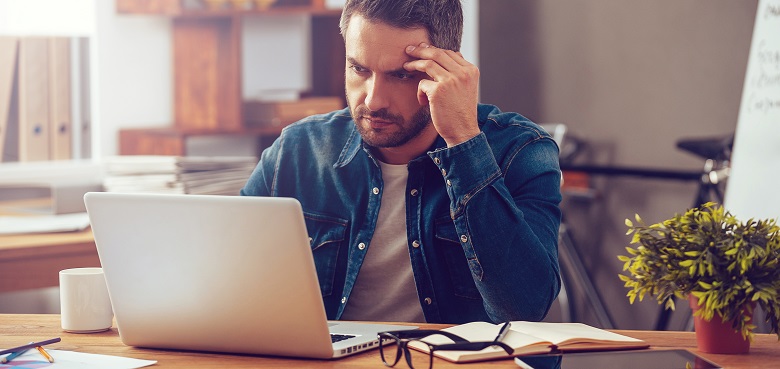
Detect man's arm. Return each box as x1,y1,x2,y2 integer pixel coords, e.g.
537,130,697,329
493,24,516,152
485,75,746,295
406,42,561,322
430,134,562,323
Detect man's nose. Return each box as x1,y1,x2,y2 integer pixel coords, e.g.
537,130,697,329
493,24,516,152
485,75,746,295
364,76,390,112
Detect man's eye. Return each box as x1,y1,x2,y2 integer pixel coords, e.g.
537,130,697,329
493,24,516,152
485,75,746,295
395,73,415,80
350,65,368,73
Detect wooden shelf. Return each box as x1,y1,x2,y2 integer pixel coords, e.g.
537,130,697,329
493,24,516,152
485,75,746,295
115,0,345,155
119,125,288,156
116,0,339,17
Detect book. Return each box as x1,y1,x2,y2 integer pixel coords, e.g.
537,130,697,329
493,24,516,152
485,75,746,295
101,156,257,196
409,321,649,363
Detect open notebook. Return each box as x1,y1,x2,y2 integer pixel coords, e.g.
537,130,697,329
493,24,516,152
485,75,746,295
411,321,649,363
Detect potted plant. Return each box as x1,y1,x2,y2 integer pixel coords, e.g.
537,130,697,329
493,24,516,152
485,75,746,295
617,202,780,354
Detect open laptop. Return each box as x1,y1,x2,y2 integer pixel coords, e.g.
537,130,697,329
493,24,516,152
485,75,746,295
83,192,416,359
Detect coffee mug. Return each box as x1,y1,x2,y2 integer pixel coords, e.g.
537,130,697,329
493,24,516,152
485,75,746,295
59,267,114,333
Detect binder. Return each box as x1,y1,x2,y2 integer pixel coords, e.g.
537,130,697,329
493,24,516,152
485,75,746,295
48,38,72,160
0,37,18,161
18,37,50,162
79,37,92,158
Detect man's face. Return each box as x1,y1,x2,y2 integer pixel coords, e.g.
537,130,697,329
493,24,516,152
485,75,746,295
344,15,433,149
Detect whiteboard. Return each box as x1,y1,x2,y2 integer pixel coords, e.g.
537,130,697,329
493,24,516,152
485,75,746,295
724,0,780,221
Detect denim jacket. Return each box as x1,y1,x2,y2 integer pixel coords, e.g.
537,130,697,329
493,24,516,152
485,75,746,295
240,104,562,324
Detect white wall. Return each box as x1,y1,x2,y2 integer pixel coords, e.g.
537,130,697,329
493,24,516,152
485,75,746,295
92,0,172,157
462,0,479,67
0,0,95,36
243,15,311,99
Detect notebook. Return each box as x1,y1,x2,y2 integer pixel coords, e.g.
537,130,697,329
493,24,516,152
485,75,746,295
83,192,416,359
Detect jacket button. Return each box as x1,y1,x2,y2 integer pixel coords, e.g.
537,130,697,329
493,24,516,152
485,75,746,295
424,297,432,305
372,187,380,195
358,242,366,250
341,297,347,304
441,168,447,176
434,157,441,165
410,189,419,196
446,179,452,187
460,235,468,243
412,240,420,248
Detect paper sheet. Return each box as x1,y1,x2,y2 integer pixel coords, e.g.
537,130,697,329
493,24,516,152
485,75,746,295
0,213,91,235
0,349,156,369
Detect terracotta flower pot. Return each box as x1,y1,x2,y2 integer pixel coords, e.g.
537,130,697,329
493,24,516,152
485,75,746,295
688,295,751,354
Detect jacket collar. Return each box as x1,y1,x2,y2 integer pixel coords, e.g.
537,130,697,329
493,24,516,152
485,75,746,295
333,123,363,168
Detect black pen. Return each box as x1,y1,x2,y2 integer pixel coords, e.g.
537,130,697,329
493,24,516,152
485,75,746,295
0,338,61,357
493,322,512,343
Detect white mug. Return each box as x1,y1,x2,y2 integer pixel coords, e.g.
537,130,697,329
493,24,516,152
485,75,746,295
59,267,114,333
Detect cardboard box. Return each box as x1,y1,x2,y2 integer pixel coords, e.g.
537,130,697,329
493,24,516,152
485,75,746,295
244,97,344,127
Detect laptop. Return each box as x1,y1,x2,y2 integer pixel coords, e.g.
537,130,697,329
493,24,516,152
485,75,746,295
83,192,416,359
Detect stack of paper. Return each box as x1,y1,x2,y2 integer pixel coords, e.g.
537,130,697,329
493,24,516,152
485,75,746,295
101,156,257,196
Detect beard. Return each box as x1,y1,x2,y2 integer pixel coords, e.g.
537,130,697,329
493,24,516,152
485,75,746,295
350,103,432,148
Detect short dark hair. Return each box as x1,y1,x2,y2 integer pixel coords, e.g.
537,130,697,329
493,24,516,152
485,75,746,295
339,0,463,52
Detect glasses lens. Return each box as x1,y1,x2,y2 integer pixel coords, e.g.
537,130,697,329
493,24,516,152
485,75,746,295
404,341,433,369
379,333,401,367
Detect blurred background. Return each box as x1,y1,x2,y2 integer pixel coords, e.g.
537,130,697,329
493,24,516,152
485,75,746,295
0,0,761,332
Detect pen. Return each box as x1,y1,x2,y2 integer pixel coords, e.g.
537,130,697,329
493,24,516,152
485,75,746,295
493,321,512,343
1,348,30,364
36,345,55,363
0,337,61,356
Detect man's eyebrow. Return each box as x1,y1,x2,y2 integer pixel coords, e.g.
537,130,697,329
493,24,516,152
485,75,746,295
346,56,413,75
346,56,363,67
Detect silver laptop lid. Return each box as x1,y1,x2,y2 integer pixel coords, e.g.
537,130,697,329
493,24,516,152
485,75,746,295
84,192,335,358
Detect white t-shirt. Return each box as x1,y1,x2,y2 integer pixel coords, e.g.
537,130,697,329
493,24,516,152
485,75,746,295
340,161,426,322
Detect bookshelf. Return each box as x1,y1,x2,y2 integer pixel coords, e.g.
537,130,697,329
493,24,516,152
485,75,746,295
115,0,345,155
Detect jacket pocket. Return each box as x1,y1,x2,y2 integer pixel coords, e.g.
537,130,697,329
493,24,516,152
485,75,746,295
304,211,348,297
434,215,481,300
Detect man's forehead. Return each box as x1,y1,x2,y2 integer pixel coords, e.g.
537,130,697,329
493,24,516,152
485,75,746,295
344,15,430,64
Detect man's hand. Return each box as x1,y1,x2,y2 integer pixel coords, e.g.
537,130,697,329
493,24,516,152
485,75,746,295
404,43,481,147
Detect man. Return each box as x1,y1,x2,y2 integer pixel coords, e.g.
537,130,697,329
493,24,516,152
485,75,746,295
241,0,562,324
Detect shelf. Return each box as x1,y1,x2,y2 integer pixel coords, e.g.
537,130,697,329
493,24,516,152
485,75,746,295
119,125,289,156
116,0,339,17
115,0,345,156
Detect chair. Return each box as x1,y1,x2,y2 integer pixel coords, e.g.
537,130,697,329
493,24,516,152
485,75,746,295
540,123,615,329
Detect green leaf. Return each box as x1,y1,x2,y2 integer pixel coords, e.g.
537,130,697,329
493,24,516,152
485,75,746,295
665,298,676,311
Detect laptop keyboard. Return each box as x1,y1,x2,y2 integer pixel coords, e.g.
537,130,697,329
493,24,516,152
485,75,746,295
331,334,356,343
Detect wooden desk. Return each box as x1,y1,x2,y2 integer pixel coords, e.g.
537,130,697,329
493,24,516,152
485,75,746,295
0,229,99,293
0,199,100,293
1,314,779,368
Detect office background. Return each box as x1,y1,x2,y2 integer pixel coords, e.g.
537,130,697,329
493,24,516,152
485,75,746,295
0,0,761,331
479,0,757,330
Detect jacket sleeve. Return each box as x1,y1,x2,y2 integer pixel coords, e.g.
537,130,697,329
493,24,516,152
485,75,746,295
240,133,283,197
427,132,562,323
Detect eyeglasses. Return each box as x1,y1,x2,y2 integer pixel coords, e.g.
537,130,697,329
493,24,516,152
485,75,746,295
378,329,513,369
